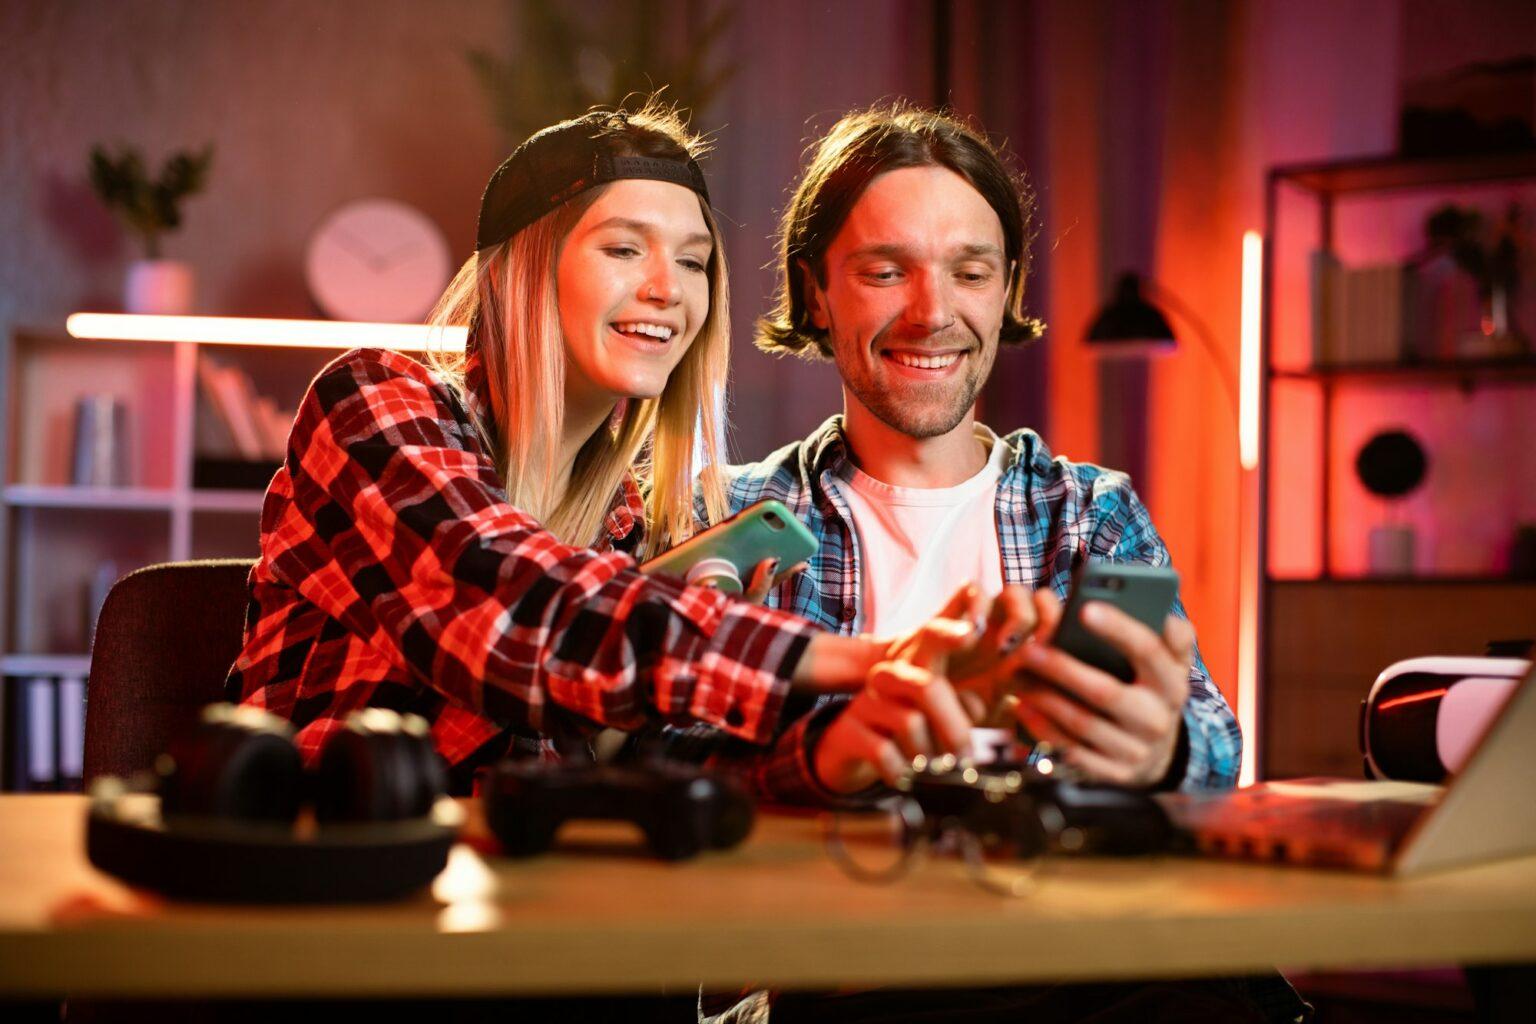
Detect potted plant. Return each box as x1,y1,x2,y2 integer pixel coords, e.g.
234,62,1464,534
466,0,735,144
88,144,213,314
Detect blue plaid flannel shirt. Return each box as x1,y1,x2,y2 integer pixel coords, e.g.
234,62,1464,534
688,415,1241,802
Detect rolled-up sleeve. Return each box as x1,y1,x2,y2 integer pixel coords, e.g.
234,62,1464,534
1095,484,1242,791
268,349,817,743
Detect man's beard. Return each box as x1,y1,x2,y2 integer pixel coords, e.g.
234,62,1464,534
836,328,991,440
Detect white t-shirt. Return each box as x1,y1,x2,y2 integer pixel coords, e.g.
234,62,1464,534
828,426,1007,637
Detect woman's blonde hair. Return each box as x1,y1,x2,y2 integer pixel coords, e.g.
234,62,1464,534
428,103,728,558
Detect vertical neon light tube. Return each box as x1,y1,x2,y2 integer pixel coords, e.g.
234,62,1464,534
1237,230,1263,786
1239,232,1262,471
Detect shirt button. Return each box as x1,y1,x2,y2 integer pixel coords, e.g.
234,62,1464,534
725,707,746,728
839,603,857,623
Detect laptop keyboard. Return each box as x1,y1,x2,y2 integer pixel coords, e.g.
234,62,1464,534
1218,796,1426,833
1163,788,1435,870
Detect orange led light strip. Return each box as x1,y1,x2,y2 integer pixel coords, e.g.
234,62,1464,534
66,314,467,351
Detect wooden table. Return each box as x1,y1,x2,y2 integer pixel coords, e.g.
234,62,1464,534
2,794,1535,998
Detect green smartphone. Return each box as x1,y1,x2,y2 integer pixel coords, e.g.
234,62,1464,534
1053,563,1180,682
640,499,818,594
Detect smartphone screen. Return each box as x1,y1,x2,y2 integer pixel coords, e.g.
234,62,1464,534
1052,564,1179,682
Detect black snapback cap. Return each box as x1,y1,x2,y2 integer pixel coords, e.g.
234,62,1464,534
475,110,710,252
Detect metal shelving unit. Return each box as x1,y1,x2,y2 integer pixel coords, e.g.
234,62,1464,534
1257,152,1536,778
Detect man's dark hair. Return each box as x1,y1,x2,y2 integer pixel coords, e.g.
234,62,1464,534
756,102,1043,360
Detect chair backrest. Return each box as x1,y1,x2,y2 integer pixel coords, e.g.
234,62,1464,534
83,559,256,782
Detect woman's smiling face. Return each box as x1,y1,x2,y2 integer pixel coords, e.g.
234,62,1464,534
555,178,713,413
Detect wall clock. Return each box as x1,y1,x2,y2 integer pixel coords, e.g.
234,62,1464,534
305,198,452,322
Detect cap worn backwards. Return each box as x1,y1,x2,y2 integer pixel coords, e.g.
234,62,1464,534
475,110,710,252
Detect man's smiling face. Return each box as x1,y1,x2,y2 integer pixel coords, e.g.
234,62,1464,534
805,165,1009,440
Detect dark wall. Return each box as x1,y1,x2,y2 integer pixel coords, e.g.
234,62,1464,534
704,0,937,455
0,0,508,323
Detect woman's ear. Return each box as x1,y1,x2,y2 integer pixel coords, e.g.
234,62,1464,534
798,259,830,331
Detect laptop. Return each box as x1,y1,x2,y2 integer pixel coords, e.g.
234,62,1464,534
1156,665,1535,876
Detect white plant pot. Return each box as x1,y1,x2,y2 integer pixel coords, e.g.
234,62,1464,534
124,259,194,315
1368,523,1416,576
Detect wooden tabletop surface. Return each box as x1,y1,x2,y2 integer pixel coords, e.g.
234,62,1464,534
2,794,1534,997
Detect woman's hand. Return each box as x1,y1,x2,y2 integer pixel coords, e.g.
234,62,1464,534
792,582,1044,706
786,581,975,696
742,558,808,605
695,558,806,604
811,616,977,794
940,584,1040,719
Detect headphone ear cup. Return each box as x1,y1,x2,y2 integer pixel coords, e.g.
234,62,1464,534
313,729,376,823
314,712,444,822
378,730,435,818
406,729,449,810
159,714,304,824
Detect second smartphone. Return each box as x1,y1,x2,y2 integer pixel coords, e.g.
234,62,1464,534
1052,563,1181,682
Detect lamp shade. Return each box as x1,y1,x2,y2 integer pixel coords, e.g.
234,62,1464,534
1086,273,1177,354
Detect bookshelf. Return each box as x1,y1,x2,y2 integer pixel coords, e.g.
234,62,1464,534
1269,355,1536,386
0,322,394,790
1258,153,1536,778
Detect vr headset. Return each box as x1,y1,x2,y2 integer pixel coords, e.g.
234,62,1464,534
1361,653,1530,783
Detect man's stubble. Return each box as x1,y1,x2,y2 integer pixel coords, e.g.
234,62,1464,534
832,321,996,440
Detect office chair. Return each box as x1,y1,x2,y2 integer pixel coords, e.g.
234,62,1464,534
82,559,255,783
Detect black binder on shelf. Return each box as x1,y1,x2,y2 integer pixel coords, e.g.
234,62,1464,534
2,674,87,793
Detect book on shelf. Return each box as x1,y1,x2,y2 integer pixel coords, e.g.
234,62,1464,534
199,357,264,460
194,377,240,457
251,394,293,460
69,394,130,487
1310,252,1405,367
197,354,296,463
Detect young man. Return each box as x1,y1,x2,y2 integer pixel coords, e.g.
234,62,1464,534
724,104,1241,800
691,107,1306,1024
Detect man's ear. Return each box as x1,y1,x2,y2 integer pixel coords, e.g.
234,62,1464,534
798,258,831,331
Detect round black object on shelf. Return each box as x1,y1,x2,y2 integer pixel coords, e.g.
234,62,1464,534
1355,430,1428,498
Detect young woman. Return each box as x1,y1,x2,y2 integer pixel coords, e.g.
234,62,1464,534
225,104,983,795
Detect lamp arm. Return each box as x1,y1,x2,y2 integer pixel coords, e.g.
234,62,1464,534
1141,278,1241,423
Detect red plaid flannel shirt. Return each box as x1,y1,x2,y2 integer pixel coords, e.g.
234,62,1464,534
226,348,817,793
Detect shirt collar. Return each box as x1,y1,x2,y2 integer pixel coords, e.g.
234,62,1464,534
461,351,493,435
803,415,854,478
461,350,640,551
601,474,645,550
803,414,1029,479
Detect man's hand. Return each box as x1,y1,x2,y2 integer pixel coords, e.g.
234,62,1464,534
1012,589,1195,788
942,584,1039,718
812,617,976,794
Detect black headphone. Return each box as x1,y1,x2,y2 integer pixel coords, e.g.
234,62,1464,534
87,704,458,902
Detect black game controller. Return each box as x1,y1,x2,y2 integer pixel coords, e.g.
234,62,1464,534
900,754,1173,857
898,755,1051,857
483,761,755,861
